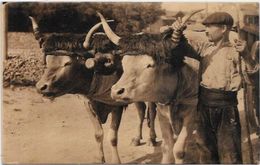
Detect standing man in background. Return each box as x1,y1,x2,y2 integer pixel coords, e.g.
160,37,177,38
169,12,259,163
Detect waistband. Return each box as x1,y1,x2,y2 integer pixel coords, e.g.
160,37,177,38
199,86,238,106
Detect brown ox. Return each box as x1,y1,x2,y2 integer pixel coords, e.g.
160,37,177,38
97,10,202,163
29,17,157,163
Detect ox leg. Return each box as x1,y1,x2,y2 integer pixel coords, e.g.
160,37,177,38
147,102,157,146
157,105,175,163
131,102,146,146
83,100,105,163
172,105,196,164
172,116,189,164
108,108,123,163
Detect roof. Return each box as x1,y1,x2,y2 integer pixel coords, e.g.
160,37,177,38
240,9,259,16
241,25,259,36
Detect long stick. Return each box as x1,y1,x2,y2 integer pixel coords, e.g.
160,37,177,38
1,2,8,60
236,4,254,163
239,57,254,163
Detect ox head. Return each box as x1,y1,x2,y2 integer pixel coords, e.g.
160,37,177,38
97,11,202,103
29,17,117,97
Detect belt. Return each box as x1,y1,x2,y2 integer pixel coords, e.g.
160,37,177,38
199,86,238,106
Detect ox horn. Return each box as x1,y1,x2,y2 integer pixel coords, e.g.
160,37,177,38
171,9,204,43
97,12,121,45
29,16,43,41
181,9,204,25
29,16,39,31
83,20,114,49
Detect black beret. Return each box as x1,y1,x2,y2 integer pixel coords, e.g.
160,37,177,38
202,12,234,26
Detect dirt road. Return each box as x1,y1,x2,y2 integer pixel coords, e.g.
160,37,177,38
3,87,164,164
2,87,259,164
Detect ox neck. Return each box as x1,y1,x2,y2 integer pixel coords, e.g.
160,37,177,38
152,63,181,105
72,65,94,95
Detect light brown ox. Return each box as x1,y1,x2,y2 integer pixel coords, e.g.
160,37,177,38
97,10,203,163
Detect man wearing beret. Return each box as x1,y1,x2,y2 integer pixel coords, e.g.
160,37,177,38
169,12,259,163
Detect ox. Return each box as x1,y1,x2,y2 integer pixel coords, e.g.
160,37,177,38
29,17,157,163
97,10,203,164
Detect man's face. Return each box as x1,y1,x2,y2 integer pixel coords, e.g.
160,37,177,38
205,24,225,42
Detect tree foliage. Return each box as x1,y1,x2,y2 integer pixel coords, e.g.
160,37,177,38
8,2,165,34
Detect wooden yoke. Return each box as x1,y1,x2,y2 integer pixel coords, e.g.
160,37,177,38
85,52,115,69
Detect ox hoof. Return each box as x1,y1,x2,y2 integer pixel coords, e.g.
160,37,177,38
95,156,105,164
147,138,157,146
174,151,185,162
131,137,141,146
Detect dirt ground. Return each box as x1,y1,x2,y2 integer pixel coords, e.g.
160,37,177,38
2,32,259,164
2,87,164,164
2,86,260,164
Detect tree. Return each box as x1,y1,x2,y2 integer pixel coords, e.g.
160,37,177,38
8,2,165,33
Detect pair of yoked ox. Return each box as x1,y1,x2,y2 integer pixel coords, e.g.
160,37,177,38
32,9,203,163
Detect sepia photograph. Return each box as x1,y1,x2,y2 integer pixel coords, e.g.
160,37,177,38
1,1,259,164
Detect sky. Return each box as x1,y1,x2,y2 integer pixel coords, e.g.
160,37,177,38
161,2,257,12
162,2,209,12
161,2,259,23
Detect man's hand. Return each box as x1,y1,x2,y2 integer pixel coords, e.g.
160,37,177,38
171,17,187,32
160,17,187,34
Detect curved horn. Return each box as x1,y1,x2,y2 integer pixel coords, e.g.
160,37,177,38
29,16,39,31
29,16,44,42
83,20,114,49
170,9,204,44
181,9,204,25
97,12,121,45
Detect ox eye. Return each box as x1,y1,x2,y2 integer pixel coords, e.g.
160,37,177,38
64,61,72,67
146,64,154,68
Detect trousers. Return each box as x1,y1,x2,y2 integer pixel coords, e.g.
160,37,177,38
195,86,243,164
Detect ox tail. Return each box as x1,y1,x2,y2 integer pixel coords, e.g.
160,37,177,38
147,108,151,128
146,102,157,128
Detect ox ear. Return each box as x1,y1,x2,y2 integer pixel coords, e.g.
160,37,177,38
87,49,95,55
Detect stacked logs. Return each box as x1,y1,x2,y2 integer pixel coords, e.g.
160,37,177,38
3,55,44,87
